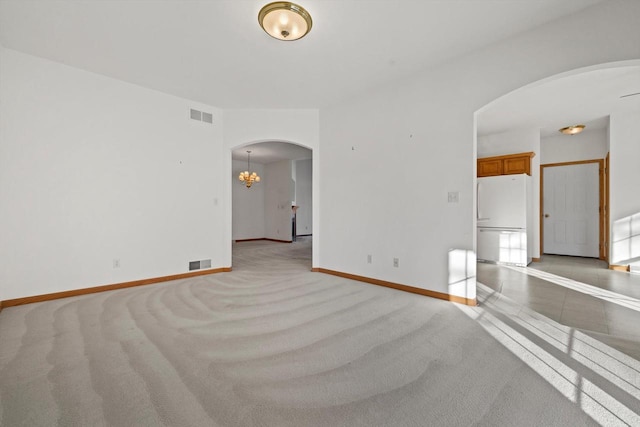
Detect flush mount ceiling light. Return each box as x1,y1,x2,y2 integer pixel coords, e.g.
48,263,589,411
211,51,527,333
559,124,586,135
238,151,261,188
258,2,312,41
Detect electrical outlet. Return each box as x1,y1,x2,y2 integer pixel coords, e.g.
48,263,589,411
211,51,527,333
113,259,120,268
393,258,399,268
367,254,372,264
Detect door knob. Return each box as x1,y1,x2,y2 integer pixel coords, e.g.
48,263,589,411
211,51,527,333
544,214,550,218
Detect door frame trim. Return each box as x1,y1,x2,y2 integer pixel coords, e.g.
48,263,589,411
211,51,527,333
605,152,610,263
540,159,605,260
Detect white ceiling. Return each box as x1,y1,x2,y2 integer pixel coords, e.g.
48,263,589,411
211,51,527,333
232,141,311,164
477,65,640,137
4,0,633,160
0,0,605,110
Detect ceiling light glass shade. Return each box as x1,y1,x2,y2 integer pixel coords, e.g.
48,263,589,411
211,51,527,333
258,2,312,41
559,124,585,135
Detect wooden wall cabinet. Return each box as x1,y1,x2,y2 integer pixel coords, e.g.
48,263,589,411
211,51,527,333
478,152,535,177
477,158,503,177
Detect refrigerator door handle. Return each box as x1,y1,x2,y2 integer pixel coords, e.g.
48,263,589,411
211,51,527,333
477,181,490,222
477,181,480,219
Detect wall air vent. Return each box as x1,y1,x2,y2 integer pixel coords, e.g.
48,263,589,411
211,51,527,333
189,259,212,271
190,109,202,121
190,108,213,124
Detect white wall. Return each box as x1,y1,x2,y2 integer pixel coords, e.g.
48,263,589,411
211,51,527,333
264,160,293,241
232,159,265,240
609,108,640,265
2,1,639,303
477,128,540,158
0,47,225,300
540,128,608,164
478,128,541,259
319,0,640,300
223,109,320,265
295,159,312,235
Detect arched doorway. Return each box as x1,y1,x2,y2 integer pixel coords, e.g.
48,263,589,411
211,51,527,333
230,140,313,270
475,60,640,264
473,61,640,353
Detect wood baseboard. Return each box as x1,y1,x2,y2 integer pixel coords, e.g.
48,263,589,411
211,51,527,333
1,267,232,309
609,264,630,272
531,257,541,262
235,238,292,243
311,268,476,306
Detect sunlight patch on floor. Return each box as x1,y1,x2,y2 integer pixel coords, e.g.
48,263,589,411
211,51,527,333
458,289,640,426
506,266,640,313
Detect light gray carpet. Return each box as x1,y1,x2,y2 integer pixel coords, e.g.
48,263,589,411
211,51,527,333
0,238,638,426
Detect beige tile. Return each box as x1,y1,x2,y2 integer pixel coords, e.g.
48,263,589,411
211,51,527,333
561,305,607,321
603,303,640,320
561,318,609,334
527,303,562,322
581,331,640,361
478,255,640,359
562,295,606,313
560,308,608,334
603,306,640,339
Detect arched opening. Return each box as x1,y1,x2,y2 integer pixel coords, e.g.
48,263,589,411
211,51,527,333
475,60,640,260
230,140,313,271
473,60,640,355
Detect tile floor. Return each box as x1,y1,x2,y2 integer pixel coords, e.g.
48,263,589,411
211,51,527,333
477,255,640,360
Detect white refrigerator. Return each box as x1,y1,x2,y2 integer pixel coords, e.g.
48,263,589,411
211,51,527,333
477,174,532,266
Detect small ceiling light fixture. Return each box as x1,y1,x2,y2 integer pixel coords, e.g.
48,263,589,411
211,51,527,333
238,151,261,188
559,124,586,135
258,2,312,41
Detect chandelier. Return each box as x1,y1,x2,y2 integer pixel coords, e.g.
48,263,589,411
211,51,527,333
238,150,261,188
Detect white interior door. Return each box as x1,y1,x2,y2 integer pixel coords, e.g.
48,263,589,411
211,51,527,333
543,163,599,257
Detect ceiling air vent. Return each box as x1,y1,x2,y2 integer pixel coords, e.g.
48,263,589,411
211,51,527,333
190,108,213,124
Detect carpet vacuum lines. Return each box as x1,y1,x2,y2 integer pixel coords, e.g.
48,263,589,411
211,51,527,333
185,295,409,361
205,303,439,383
4,237,623,426
143,276,361,327
180,289,378,337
